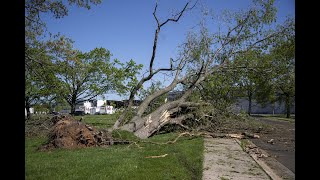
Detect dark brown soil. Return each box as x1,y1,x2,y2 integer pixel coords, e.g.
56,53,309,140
39,115,114,151
250,115,295,173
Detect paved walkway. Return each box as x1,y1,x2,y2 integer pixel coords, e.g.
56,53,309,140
202,138,270,180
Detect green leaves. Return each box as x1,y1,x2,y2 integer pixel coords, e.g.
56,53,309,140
139,81,167,115
269,20,295,102
25,0,103,112
43,39,144,108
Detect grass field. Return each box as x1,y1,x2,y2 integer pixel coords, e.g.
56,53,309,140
75,114,119,129
25,114,204,180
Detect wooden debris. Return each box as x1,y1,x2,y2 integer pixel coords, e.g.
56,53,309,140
85,124,93,131
267,139,274,144
204,132,260,139
145,154,168,158
208,133,228,138
127,142,143,149
258,153,268,158
247,144,258,149
228,134,245,139
242,132,260,139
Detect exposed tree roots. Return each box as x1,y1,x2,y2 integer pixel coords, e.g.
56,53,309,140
39,115,114,151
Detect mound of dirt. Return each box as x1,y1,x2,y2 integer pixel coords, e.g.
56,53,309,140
39,115,113,151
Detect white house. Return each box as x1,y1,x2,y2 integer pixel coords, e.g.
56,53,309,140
83,101,92,114
75,99,115,115
99,105,114,114
97,100,106,107
89,107,96,115
75,101,93,114
106,106,114,114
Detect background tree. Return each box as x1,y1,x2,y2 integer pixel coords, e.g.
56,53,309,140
232,50,272,115
47,37,142,114
25,0,102,118
269,18,295,118
242,18,295,118
25,39,58,119
197,63,241,112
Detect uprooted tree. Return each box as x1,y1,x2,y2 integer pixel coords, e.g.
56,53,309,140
110,0,294,139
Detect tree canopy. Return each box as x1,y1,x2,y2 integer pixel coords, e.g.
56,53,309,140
48,36,142,113
25,0,143,117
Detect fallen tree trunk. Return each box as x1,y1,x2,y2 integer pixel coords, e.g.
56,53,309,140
119,101,204,139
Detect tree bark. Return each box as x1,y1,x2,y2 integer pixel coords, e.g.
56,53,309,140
248,93,252,115
69,93,77,115
26,103,31,120
70,103,76,114
25,97,31,120
272,102,275,115
285,95,290,118
119,100,203,139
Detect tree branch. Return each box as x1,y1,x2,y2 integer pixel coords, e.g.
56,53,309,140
113,1,193,129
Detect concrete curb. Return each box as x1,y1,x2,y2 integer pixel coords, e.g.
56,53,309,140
235,139,295,180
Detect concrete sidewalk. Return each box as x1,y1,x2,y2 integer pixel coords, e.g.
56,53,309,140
203,138,270,180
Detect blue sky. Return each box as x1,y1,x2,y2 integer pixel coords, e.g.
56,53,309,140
42,0,294,100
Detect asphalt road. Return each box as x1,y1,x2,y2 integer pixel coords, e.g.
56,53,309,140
251,116,295,173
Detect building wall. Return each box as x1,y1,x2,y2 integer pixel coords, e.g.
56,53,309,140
167,91,183,101
99,106,114,114
75,101,93,114
232,98,295,114
89,107,96,115
60,109,71,114
97,100,106,107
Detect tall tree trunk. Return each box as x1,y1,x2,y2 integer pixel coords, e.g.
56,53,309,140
248,93,252,115
285,95,290,118
26,104,31,120
272,102,275,115
70,94,77,115
70,103,76,114
25,97,31,120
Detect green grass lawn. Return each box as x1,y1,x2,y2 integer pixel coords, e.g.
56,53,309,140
74,114,119,129
26,114,204,180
